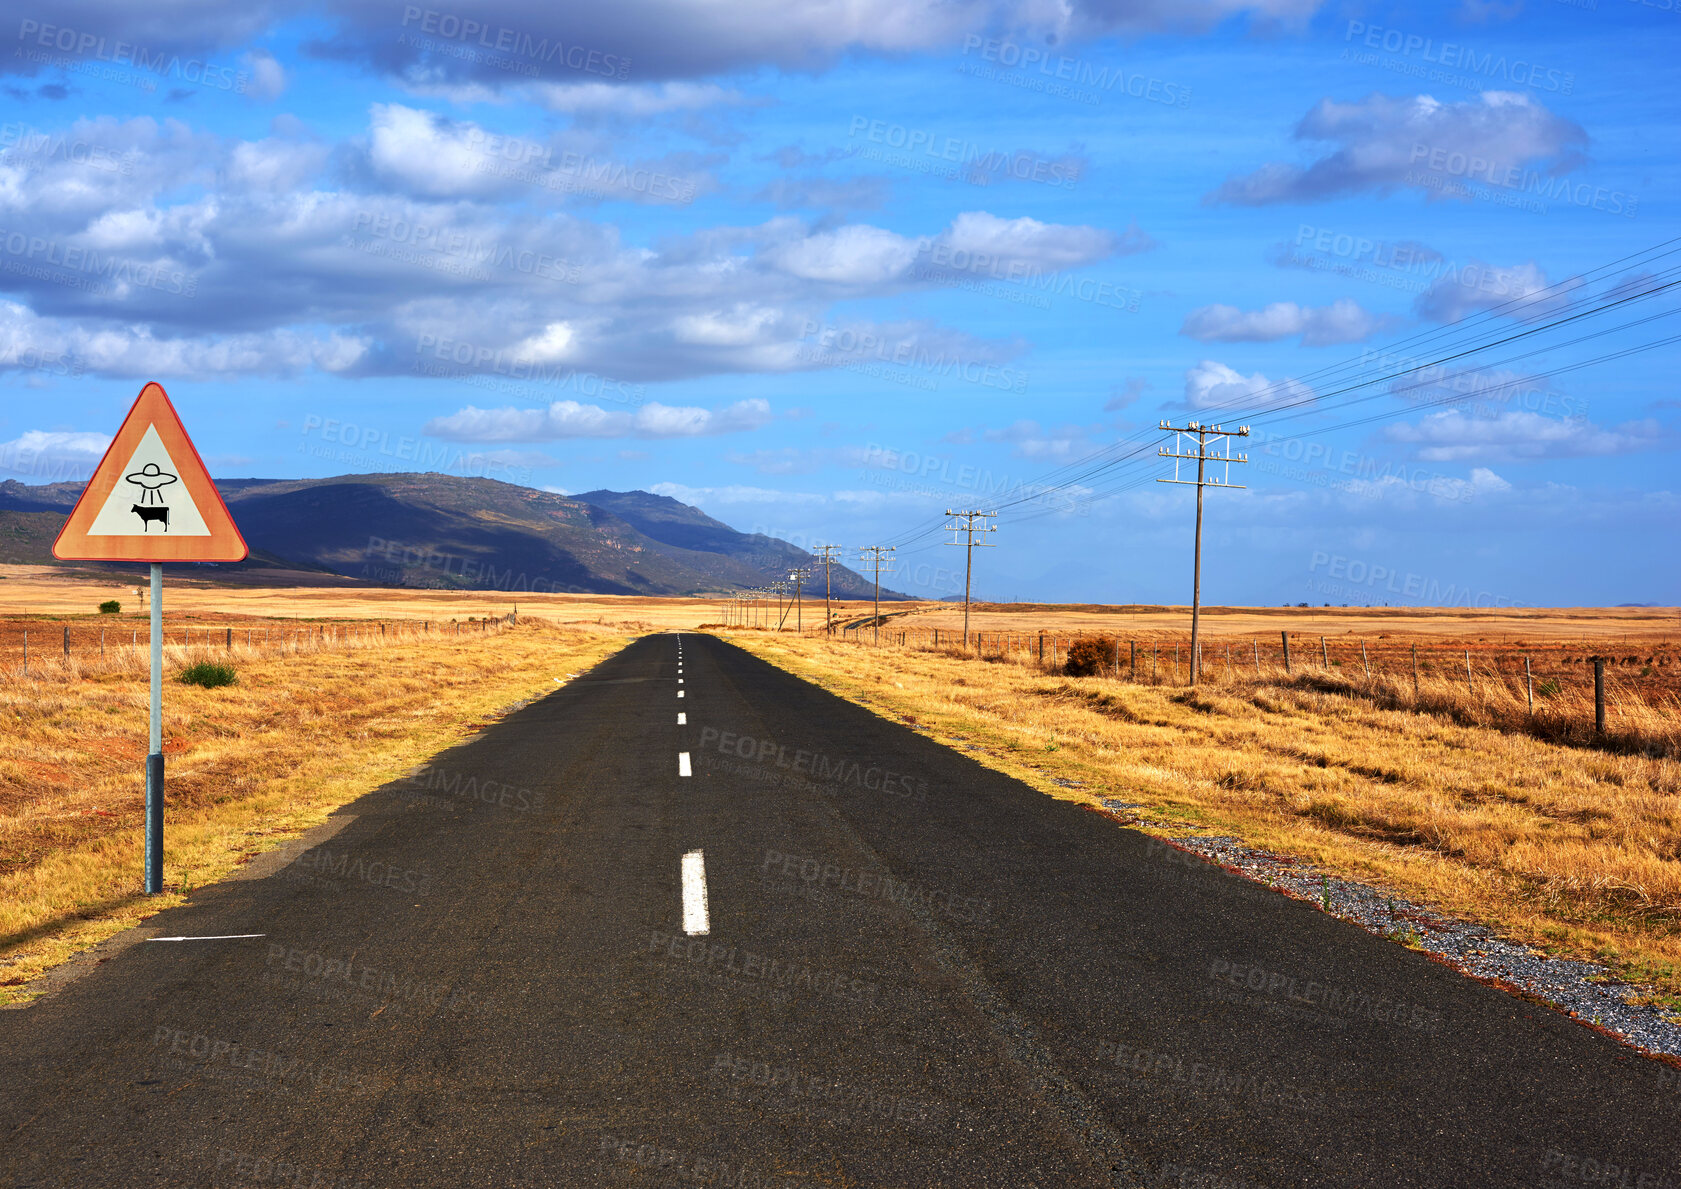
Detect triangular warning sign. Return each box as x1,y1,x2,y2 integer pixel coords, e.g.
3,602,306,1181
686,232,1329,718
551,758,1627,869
53,382,248,563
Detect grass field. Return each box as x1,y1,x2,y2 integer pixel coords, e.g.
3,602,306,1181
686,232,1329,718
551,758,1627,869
0,611,631,1003
724,628,1681,1013
4,562,1678,1013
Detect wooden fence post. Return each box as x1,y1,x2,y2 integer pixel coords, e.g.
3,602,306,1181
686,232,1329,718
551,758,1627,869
1253,639,1260,674
1594,657,1605,736
1412,643,1419,696
63,624,70,657
1131,640,1137,681
1525,656,1533,715
1281,631,1291,673
1321,636,1329,667
1465,650,1473,694
1361,639,1369,678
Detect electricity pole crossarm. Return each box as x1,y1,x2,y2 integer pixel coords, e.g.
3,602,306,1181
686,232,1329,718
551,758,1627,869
944,510,997,653
1156,421,1249,687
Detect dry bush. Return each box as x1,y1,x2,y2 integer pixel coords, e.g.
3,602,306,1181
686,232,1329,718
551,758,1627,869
1064,636,1118,677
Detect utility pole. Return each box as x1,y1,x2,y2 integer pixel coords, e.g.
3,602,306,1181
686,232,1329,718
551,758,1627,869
945,510,996,653
771,580,790,632
787,567,810,633
814,546,842,636
858,546,895,645
1157,420,1249,686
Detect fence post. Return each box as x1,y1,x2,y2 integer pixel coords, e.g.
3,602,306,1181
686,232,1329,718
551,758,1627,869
1321,636,1328,668
1412,643,1419,696
1525,656,1533,715
226,627,233,651
1253,638,1259,675
1152,645,1158,683
1361,639,1369,678
1594,657,1605,736
64,624,70,657
1281,631,1291,673
1131,640,1137,681
1174,642,1180,684
1465,650,1472,694
101,628,106,660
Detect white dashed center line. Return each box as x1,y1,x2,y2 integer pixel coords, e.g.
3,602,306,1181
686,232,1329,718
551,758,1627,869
679,751,692,777
682,849,709,936
678,690,684,698
677,712,686,724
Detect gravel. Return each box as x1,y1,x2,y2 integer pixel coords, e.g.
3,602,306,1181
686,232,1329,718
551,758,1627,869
1096,800,1681,1060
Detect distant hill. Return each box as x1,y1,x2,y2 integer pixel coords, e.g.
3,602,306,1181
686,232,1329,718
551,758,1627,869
0,474,899,599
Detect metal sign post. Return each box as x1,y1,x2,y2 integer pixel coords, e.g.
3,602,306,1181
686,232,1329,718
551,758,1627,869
146,563,164,892
53,382,247,895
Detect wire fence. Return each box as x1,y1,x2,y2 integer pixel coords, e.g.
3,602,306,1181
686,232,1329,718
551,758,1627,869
778,620,1680,756
0,613,517,684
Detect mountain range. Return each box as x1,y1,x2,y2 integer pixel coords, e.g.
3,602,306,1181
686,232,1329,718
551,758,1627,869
0,473,899,599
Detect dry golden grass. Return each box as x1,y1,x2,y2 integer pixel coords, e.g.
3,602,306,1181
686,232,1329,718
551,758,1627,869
0,616,631,1003
725,630,1681,1010
0,563,730,629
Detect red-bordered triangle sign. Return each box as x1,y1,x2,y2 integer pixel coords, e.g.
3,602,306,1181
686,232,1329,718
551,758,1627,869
54,382,248,563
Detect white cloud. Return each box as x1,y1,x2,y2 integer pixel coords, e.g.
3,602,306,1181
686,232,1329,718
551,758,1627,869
1184,360,1314,411
648,482,829,506
1180,298,1395,346
768,224,921,285
1413,260,1573,322
0,301,368,379
509,322,576,363
929,210,1126,271
425,398,772,441
1208,91,1588,205
979,419,1097,460
528,81,744,115
366,103,505,200
0,430,113,481
1385,411,1663,462
242,51,288,101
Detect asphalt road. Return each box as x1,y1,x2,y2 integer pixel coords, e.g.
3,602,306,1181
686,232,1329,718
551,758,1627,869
2,632,1678,1188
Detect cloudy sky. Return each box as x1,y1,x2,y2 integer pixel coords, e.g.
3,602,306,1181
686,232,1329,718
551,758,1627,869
0,0,1675,605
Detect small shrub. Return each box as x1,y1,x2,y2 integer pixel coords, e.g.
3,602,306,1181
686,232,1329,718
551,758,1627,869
98,600,121,614
1064,636,1117,677
179,662,237,688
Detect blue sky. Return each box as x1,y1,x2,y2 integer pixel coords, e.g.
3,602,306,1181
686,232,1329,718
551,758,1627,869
0,0,1676,605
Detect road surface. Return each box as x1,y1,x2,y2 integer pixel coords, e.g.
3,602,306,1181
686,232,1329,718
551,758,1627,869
3,632,1677,1187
